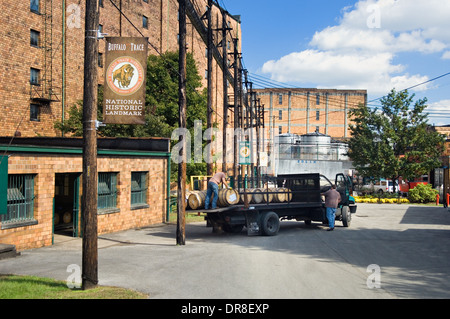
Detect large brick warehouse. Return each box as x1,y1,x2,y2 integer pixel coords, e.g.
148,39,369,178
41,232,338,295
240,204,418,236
0,0,241,251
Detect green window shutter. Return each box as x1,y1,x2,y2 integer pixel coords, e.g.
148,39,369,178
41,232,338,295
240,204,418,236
0,157,8,215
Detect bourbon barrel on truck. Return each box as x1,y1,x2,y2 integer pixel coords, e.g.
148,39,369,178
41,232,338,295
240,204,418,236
273,188,287,203
218,189,240,207
258,188,274,203
188,191,207,210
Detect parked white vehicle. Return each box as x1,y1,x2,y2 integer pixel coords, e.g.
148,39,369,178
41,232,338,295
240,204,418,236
360,179,393,194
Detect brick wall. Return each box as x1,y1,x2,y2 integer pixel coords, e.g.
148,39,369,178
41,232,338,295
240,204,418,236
0,152,168,251
0,0,241,138
256,88,367,140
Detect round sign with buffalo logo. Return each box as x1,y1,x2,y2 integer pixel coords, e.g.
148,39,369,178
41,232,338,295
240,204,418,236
106,57,144,96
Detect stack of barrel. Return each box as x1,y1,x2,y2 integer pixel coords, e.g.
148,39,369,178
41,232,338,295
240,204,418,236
239,188,292,204
187,188,240,210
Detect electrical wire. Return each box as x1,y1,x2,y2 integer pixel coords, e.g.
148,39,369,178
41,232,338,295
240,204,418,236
107,0,228,121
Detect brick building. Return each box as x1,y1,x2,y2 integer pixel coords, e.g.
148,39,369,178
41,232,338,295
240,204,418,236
0,0,242,250
0,137,170,251
255,88,367,140
0,0,241,137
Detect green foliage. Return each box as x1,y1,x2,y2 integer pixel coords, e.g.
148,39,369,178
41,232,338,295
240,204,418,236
54,51,207,139
54,51,209,180
408,183,438,203
348,89,444,183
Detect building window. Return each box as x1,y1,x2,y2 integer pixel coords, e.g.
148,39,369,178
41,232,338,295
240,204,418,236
30,30,40,47
1,175,35,226
279,126,282,135
279,110,282,120
316,94,320,105
278,94,283,105
30,104,40,121
316,111,320,121
316,126,320,133
98,52,103,68
143,15,148,29
98,173,118,211
30,0,39,13
143,0,148,2
99,0,104,7
30,68,40,85
131,172,148,207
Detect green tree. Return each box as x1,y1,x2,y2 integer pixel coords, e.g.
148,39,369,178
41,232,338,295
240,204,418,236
348,89,444,188
55,51,206,138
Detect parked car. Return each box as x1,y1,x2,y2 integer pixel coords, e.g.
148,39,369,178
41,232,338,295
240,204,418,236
360,179,391,194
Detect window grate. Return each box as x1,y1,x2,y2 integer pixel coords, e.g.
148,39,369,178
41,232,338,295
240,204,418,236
1,175,35,224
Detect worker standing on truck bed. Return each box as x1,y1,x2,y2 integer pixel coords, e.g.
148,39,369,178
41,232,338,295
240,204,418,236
322,185,341,231
205,172,230,210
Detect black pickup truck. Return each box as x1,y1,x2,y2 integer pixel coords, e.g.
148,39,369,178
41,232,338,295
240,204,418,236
196,173,356,236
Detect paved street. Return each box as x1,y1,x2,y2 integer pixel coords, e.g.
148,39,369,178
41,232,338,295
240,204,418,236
1,203,450,299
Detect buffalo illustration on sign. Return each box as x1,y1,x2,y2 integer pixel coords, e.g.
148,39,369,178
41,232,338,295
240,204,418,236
107,57,144,95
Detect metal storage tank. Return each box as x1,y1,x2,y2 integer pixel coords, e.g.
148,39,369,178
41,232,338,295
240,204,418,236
300,132,332,160
278,133,301,159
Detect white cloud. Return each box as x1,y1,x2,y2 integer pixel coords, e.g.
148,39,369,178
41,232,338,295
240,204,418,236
261,0,450,96
426,100,450,125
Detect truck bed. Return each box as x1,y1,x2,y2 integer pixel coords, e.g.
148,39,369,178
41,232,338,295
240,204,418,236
187,201,323,215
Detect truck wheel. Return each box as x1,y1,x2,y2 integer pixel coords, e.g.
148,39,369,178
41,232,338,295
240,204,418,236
261,211,280,236
342,206,351,227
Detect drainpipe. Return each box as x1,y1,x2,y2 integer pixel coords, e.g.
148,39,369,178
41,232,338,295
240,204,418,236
61,0,66,137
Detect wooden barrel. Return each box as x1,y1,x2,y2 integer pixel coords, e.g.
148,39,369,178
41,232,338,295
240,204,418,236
185,191,193,210
218,189,240,207
257,188,273,203
273,188,287,203
63,211,72,224
252,188,264,204
281,188,293,202
188,191,207,210
54,213,60,225
238,188,257,204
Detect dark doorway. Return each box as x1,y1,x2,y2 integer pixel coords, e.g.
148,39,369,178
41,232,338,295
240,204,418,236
54,173,81,237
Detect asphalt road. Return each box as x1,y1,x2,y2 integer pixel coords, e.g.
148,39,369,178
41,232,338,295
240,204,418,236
1,203,450,299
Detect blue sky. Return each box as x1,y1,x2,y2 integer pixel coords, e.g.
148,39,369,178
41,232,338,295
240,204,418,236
220,0,450,125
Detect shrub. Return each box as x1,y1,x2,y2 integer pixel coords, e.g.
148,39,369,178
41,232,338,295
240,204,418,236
408,184,438,203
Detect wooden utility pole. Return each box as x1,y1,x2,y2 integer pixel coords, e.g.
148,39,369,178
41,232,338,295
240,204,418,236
177,0,187,246
82,0,99,290
206,0,213,175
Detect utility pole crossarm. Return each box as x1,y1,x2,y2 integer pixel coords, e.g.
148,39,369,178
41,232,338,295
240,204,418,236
184,0,234,84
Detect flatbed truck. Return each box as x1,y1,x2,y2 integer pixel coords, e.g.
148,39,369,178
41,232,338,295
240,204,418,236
189,173,357,236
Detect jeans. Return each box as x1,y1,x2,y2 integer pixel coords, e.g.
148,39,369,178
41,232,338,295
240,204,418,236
205,182,219,209
326,207,337,229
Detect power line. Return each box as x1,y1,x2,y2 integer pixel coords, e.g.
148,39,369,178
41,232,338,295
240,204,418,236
368,71,450,103
107,0,228,121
